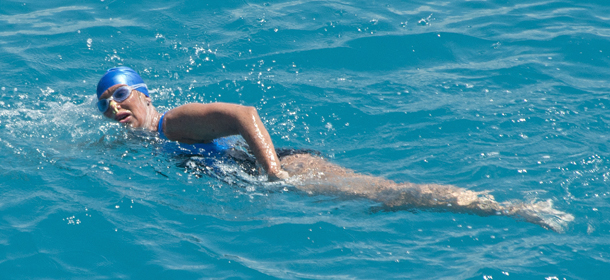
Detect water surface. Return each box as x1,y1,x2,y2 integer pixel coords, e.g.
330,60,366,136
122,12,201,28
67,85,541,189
0,0,609,279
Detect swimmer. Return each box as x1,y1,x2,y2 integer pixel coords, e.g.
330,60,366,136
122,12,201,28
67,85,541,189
97,66,289,181
96,66,574,232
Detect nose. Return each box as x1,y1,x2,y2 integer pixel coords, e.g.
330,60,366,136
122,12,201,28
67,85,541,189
109,100,120,114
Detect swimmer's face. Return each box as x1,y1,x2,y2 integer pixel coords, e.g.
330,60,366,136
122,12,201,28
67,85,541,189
99,84,152,129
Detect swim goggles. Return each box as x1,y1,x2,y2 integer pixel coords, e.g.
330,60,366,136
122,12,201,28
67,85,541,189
97,83,147,113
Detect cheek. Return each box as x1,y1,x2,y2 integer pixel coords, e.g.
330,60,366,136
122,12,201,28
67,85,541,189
132,102,146,115
129,102,149,125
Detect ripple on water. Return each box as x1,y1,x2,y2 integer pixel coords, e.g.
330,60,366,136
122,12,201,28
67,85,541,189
1,0,609,279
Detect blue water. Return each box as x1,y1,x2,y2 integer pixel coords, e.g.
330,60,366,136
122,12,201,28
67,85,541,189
1,0,609,278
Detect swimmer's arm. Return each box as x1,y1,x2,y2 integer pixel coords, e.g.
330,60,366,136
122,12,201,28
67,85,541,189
280,154,574,232
162,102,288,180
280,154,503,212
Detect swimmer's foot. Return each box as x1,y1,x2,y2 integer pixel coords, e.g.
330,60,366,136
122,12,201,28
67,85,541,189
505,199,575,233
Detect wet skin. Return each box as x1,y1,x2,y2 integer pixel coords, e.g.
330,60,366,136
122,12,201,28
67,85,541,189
279,153,574,233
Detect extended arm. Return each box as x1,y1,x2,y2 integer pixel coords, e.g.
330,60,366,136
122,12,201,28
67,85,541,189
280,153,574,233
161,102,288,180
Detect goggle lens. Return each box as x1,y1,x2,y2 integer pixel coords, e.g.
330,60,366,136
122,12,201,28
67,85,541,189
98,99,110,112
112,86,132,102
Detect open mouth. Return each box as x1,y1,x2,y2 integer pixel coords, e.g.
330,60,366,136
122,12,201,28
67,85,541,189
115,112,131,123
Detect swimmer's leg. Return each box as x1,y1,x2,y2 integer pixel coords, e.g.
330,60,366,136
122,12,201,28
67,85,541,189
280,154,574,232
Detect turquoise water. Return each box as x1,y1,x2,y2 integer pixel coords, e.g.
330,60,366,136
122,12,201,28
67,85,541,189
1,0,609,278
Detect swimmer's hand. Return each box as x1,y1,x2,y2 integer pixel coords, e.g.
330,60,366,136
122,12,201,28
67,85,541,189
268,170,290,182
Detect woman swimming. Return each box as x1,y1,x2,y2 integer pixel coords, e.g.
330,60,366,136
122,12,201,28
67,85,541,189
96,66,574,232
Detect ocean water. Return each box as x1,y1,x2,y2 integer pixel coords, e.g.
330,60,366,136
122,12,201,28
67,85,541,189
1,0,609,279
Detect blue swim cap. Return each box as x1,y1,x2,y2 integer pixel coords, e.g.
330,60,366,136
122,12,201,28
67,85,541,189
96,66,149,99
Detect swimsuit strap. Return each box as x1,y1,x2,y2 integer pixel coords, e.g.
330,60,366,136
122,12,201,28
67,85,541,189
158,111,168,139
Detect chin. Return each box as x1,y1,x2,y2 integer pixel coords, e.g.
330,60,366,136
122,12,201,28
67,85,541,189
119,119,136,128
131,120,149,129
